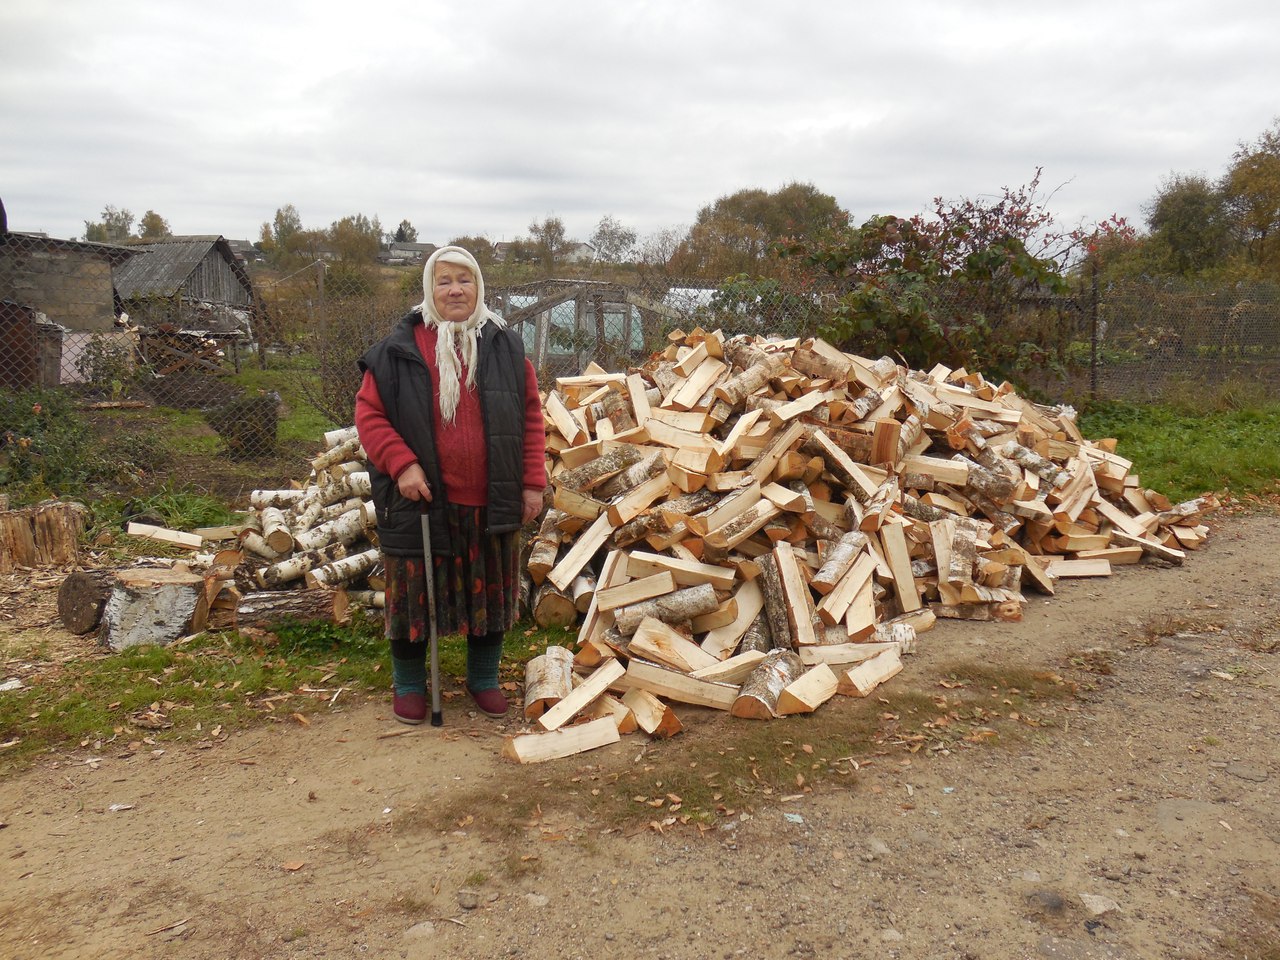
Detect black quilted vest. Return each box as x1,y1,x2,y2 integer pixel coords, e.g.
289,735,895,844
358,312,527,556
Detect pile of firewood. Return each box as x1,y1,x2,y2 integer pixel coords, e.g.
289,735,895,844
502,328,1219,763
66,425,384,649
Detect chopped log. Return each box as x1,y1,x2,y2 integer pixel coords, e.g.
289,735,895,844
625,551,737,590
570,574,597,613
292,504,371,552
838,647,903,697
323,424,360,448
809,530,868,594
554,444,644,493
548,513,615,591
305,547,379,588
730,649,805,719
756,553,794,650
523,645,575,720
234,588,349,630
690,649,768,683
99,568,210,651
621,688,683,738
605,472,673,526
586,692,638,734
595,571,677,612
715,356,784,406
597,450,668,501
256,543,347,589
502,716,621,764
533,581,578,628
623,658,739,710
630,617,720,673
57,569,115,634
537,659,626,731
613,583,719,635
527,508,566,584
776,663,839,715
798,640,902,667
249,488,307,510
311,435,364,472
737,610,773,655
240,530,281,562
773,543,819,646
126,522,203,551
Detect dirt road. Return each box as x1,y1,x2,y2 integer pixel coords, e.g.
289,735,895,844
2,513,1278,960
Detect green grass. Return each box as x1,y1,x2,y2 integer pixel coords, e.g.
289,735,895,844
0,618,577,774
1080,399,1280,502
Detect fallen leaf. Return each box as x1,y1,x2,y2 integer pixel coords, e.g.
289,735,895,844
281,861,306,872
291,713,310,726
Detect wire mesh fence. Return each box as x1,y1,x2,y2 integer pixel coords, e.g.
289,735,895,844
3,224,1279,506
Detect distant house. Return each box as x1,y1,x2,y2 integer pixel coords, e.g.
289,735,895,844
562,242,596,264
223,239,262,264
113,235,256,337
0,231,140,387
387,241,437,264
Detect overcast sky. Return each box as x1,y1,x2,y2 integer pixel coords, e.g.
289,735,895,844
3,0,1278,252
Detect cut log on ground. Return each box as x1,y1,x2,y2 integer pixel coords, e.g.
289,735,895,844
99,568,210,651
730,649,805,719
502,716,621,764
57,569,115,634
523,646,575,720
0,501,88,573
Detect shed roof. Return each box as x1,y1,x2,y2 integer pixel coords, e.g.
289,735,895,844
113,235,252,300
1,231,141,266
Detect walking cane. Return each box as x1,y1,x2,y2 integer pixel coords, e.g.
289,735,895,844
420,509,443,727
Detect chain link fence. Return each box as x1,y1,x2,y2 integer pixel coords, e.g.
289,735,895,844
3,225,1278,505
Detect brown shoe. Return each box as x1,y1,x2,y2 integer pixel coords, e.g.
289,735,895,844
393,691,427,725
466,685,508,718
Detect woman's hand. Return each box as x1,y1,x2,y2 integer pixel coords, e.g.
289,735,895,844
396,463,433,502
522,489,543,525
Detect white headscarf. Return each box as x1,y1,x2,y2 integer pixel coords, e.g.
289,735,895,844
418,245,506,423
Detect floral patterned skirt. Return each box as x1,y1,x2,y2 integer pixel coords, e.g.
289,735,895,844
382,505,519,642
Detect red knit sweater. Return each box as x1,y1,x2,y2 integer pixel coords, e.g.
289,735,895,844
355,323,546,506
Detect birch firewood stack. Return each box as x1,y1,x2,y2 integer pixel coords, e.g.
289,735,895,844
69,426,385,643
503,327,1220,763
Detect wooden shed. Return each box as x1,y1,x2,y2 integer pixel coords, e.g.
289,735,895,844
112,235,256,336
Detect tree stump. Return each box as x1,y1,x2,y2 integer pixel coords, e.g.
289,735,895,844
57,569,115,635
0,501,88,573
99,568,209,651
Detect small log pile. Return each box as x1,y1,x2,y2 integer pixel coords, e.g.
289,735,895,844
62,425,383,642
504,328,1220,762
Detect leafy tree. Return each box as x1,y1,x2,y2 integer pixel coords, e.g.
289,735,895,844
529,215,569,271
328,213,383,262
589,214,637,263
394,219,419,243
784,175,1070,384
83,205,134,244
678,182,848,279
1222,119,1280,268
137,210,171,240
1144,174,1231,275
447,235,495,266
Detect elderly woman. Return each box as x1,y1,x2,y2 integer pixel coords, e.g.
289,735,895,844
355,246,545,723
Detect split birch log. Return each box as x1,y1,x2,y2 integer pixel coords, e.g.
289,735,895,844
570,574,597,613
502,716,621,764
323,424,360,448
533,580,577,628
240,530,281,561
838,647,903,697
621,688,683,738
776,663,839,715
0,504,86,570
810,530,868,594
99,568,210,651
57,569,115,634
538,658,626,731
756,554,794,650
554,445,645,493
527,508,566,584
523,645,575,720
126,522,202,551
737,610,773,655
731,649,805,719
613,583,719,635
234,588,350,629
629,617,720,673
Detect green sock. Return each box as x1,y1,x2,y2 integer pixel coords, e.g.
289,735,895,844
391,652,427,696
466,632,504,691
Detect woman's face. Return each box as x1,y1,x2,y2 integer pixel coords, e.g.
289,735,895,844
432,261,478,323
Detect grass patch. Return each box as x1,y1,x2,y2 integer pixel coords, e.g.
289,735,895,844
0,612,388,773
1080,399,1280,503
